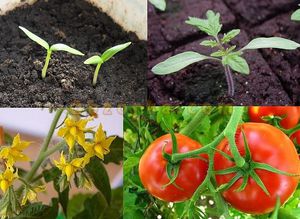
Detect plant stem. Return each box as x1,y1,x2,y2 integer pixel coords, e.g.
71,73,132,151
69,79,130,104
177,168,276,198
180,107,214,136
92,62,102,86
24,109,64,182
42,50,52,79
224,65,234,97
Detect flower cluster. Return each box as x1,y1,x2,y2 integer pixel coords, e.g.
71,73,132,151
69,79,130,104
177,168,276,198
55,114,116,184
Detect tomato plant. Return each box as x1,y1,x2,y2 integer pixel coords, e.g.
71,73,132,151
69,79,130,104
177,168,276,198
248,106,299,129
139,133,208,202
214,123,300,214
124,106,300,219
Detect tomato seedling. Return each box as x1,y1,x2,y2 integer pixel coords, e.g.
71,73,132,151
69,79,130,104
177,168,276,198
149,0,166,11
151,10,300,96
84,42,131,86
19,26,84,79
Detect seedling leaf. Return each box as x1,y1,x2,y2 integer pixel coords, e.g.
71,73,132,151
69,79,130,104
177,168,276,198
291,9,300,21
186,10,222,37
149,0,166,11
50,44,84,56
19,26,49,50
223,54,249,74
152,51,210,75
101,42,132,62
222,29,240,44
200,40,218,48
241,37,300,51
84,55,103,65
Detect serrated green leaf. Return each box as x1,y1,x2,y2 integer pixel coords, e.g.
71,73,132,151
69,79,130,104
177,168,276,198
84,55,103,65
50,44,84,56
124,156,140,175
19,26,49,50
149,0,166,11
241,37,300,51
292,9,300,21
101,42,131,62
43,166,61,183
200,40,218,47
103,136,123,164
211,50,225,57
223,54,249,74
67,193,92,219
222,29,240,44
85,157,111,204
186,10,222,36
152,51,210,75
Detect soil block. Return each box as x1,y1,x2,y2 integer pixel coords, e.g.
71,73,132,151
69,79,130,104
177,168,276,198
148,0,300,105
0,0,147,107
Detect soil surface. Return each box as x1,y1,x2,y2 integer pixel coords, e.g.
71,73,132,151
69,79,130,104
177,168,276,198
148,0,300,105
0,0,146,107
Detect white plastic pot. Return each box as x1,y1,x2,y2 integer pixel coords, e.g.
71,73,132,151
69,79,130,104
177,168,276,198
0,0,147,40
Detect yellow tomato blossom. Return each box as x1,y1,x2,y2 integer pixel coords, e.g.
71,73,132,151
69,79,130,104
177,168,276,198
54,152,86,181
0,134,31,167
21,185,45,206
58,117,92,151
0,167,18,193
81,124,116,160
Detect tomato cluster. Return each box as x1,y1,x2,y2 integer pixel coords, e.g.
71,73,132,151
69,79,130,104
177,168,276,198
139,107,300,215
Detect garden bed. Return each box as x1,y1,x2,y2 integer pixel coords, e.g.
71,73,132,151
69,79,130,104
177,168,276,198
148,0,300,105
0,0,146,107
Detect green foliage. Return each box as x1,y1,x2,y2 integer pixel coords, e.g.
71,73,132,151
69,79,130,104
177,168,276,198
84,42,131,86
292,8,300,21
103,136,123,164
149,0,166,11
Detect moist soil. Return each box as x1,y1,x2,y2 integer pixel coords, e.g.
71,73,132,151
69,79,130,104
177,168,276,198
148,0,300,105
0,0,146,107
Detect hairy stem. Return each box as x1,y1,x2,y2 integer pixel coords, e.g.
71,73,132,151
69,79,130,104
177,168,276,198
24,109,64,182
93,62,102,86
224,65,234,97
42,50,52,79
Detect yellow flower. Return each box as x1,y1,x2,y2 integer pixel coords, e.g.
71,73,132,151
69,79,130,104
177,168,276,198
0,167,18,193
0,134,31,167
54,152,85,181
21,185,45,206
58,117,92,151
81,124,116,160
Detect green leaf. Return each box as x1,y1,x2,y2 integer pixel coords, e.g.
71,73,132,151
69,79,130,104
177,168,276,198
291,9,300,21
19,26,49,50
149,0,166,11
103,136,123,164
223,54,250,74
211,50,225,57
152,51,210,75
14,199,58,219
84,55,103,65
101,42,131,62
186,10,222,36
50,44,84,56
124,156,140,175
241,37,300,51
200,39,218,47
67,193,92,219
85,157,111,204
221,29,240,44
43,166,61,183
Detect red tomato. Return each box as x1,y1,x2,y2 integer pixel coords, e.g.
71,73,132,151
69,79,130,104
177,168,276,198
214,123,300,214
139,133,208,202
248,106,299,129
291,130,300,145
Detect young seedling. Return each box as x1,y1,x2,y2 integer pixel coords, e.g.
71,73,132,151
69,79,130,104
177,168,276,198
19,26,84,79
84,42,131,86
149,0,166,11
152,10,300,97
292,6,300,21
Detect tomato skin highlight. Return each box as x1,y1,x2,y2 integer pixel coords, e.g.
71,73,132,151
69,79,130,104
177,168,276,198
214,123,300,215
248,106,299,129
139,133,208,202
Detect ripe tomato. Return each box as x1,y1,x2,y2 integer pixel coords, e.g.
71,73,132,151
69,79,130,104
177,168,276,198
290,130,300,146
139,133,208,202
248,106,299,129
214,123,300,214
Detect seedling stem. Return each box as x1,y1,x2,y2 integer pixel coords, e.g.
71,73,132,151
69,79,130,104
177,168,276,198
42,50,52,79
93,62,102,86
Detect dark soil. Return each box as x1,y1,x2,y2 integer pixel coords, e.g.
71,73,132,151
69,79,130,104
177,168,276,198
148,0,300,105
0,0,146,107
